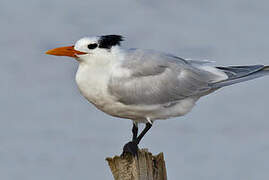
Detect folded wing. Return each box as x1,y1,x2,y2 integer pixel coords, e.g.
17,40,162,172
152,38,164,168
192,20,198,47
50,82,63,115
108,49,227,105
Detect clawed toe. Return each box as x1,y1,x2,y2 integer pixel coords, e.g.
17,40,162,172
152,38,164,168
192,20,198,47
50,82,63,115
122,141,139,156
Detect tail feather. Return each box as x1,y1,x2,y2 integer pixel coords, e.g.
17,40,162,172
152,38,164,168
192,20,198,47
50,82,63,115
211,65,269,88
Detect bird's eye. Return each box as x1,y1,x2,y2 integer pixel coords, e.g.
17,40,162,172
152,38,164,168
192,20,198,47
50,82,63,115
87,43,98,49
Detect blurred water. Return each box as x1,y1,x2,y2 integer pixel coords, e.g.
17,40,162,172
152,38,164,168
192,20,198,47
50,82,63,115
1,0,269,179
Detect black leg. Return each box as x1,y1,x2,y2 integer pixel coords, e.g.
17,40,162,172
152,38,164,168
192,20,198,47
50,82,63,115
122,122,152,156
132,122,138,141
135,123,152,144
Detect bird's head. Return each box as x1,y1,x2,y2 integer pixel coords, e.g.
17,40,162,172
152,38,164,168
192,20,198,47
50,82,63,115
46,35,124,61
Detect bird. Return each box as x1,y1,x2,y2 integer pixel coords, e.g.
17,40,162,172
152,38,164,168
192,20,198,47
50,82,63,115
46,34,269,156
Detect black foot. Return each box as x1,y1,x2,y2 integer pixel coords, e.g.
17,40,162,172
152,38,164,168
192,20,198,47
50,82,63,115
121,141,139,156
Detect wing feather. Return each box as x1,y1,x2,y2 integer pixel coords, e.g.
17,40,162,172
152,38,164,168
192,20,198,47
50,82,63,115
108,49,220,105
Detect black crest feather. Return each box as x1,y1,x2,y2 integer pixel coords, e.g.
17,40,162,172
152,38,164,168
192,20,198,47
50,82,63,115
98,35,124,49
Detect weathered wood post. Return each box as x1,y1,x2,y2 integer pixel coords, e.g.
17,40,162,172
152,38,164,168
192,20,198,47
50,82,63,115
106,149,167,180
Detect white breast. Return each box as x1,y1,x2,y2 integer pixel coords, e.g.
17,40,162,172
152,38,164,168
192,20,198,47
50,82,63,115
76,62,112,108
75,54,134,118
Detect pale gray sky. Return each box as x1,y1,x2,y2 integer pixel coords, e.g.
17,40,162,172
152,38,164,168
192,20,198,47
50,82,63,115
1,0,269,179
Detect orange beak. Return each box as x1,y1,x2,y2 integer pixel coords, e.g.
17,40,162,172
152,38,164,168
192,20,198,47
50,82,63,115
46,46,86,57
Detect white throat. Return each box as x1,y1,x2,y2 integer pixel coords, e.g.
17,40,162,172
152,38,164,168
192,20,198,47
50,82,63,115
75,46,130,107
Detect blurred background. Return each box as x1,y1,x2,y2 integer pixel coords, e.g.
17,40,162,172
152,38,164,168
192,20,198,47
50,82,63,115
1,0,269,179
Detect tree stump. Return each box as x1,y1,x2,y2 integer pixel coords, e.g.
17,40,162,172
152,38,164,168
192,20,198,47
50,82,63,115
106,149,167,180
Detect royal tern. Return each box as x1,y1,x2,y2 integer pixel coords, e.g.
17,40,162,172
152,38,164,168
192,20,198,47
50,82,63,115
46,35,269,155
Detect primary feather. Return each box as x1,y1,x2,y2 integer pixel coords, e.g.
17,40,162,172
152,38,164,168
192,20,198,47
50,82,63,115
211,65,269,88
108,49,269,107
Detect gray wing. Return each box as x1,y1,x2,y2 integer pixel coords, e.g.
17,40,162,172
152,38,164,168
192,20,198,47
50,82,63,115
108,49,223,105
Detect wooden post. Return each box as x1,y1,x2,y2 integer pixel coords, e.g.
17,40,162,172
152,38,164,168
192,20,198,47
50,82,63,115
106,149,167,180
